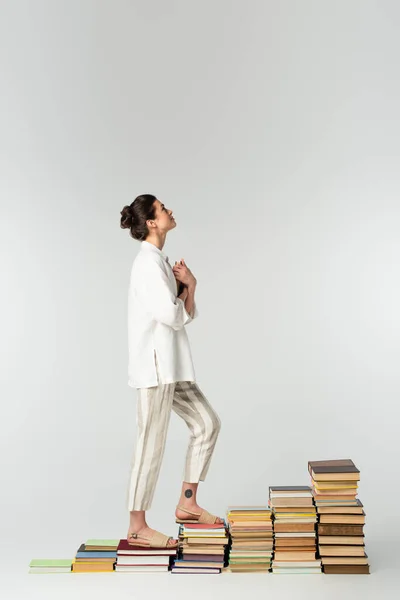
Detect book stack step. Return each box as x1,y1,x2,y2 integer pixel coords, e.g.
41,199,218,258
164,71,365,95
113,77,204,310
72,539,118,572
171,522,229,574
115,539,176,572
225,505,273,573
269,486,321,574
28,559,73,574
308,459,370,574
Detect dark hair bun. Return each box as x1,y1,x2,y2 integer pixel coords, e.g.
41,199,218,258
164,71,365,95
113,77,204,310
120,205,134,229
120,194,157,240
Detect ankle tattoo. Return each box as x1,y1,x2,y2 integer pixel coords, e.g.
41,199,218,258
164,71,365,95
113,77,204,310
184,489,193,498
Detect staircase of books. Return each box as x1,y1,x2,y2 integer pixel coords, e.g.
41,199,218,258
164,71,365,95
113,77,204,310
28,458,369,575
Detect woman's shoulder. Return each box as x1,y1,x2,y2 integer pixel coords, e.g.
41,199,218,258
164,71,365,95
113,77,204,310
131,249,165,276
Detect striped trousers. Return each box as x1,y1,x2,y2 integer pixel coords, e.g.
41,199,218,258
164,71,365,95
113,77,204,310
126,355,221,511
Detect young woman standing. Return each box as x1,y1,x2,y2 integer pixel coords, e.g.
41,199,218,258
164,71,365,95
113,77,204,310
120,194,223,549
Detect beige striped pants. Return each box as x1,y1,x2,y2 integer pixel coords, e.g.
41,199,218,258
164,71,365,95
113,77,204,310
126,356,221,511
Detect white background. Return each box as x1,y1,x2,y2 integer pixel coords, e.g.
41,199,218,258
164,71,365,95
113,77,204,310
1,1,399,598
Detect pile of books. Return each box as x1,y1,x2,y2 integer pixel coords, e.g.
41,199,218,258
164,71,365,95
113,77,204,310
115,539,176,572
225,505,273,572
309,459,369,574
72,539,118,572
171,522,229,574
269,486,321,574
28,559,72,574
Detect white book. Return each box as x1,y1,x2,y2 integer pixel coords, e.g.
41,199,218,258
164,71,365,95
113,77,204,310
273,561,321,567
117,555,169,565
29,568,71,574
115,565,168,572
272,567,321,574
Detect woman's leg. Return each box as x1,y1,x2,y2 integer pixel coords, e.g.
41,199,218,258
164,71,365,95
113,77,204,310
126,371,177,543
171,381,223,522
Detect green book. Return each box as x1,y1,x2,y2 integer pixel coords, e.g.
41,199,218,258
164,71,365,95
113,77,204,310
29,559,73,567
85,539,119,547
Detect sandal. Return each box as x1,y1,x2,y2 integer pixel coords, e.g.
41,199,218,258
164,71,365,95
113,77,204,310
175,504,223,525
127,530,178,549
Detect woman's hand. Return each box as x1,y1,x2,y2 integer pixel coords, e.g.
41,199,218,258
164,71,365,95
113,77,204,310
172,258,197,287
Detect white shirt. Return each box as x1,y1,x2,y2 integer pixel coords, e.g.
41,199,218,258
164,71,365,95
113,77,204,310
127,240,199,388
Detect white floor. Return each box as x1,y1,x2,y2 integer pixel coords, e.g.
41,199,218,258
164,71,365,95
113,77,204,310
2,538,399,600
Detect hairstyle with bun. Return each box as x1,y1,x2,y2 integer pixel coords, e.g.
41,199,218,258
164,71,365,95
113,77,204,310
120,194,157,240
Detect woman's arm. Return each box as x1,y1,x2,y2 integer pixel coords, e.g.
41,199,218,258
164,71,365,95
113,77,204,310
178,282,197,319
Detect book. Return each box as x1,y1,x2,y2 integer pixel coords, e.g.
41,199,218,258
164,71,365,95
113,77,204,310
323,564,369,574
29,559,72,574
117,539,177,555
322,555,368,565
318,545,366,557
316,500,363,514
115,565,169,572
318,524,364,536
308,459,360,482
84,539,119,550
116,555,171,565
318,536,365,545
319,514,365,524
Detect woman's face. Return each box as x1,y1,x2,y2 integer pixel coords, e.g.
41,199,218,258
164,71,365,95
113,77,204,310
150,199,177,233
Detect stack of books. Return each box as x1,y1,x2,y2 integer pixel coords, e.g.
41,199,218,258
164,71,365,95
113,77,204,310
72,539,118,572
28,559,72,574
309,459,369,574
115,539,176,572
171,522,229,574
225,505,273,572
269,486,321,574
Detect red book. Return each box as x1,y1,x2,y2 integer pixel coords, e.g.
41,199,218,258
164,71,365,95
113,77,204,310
117,539,176,555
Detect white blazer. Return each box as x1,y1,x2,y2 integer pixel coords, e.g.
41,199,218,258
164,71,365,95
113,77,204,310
127,240,199,388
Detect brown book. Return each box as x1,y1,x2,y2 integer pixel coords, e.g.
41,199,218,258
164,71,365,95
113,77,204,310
319,513,365,524
318,545,365,556
308,459,360,482
274,523,316,533
313,494,358,501
275,546,316,553
275,538,316,547
229,541,273,547
186,538,226,545
317,500,363,514
323,564,369,574
272,506,316,513
318,524,364,536
270,498,314,507
313,489,357,496
274,551,316,561
322,554,368,565
318,536,365,545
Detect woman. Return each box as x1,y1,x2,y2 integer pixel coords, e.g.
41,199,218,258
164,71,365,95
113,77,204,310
120,194,223,549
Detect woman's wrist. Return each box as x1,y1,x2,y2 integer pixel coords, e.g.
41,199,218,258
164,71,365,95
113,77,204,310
187,278,197,292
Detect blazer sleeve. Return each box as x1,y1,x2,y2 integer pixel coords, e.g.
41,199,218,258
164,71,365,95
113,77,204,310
138,258,194,330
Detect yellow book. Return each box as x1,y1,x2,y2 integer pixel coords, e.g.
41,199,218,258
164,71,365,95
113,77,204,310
312,479,358,489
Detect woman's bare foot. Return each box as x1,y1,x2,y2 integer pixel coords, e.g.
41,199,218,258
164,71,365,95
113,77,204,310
127,524,178,547
175,502,224,524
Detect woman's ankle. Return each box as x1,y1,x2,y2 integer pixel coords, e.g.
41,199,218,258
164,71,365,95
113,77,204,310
129,510,147,530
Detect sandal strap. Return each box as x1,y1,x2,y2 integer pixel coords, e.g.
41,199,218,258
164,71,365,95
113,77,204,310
129,530,176,548
176,505,201,516
151,530,175,548
198,509,219,524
